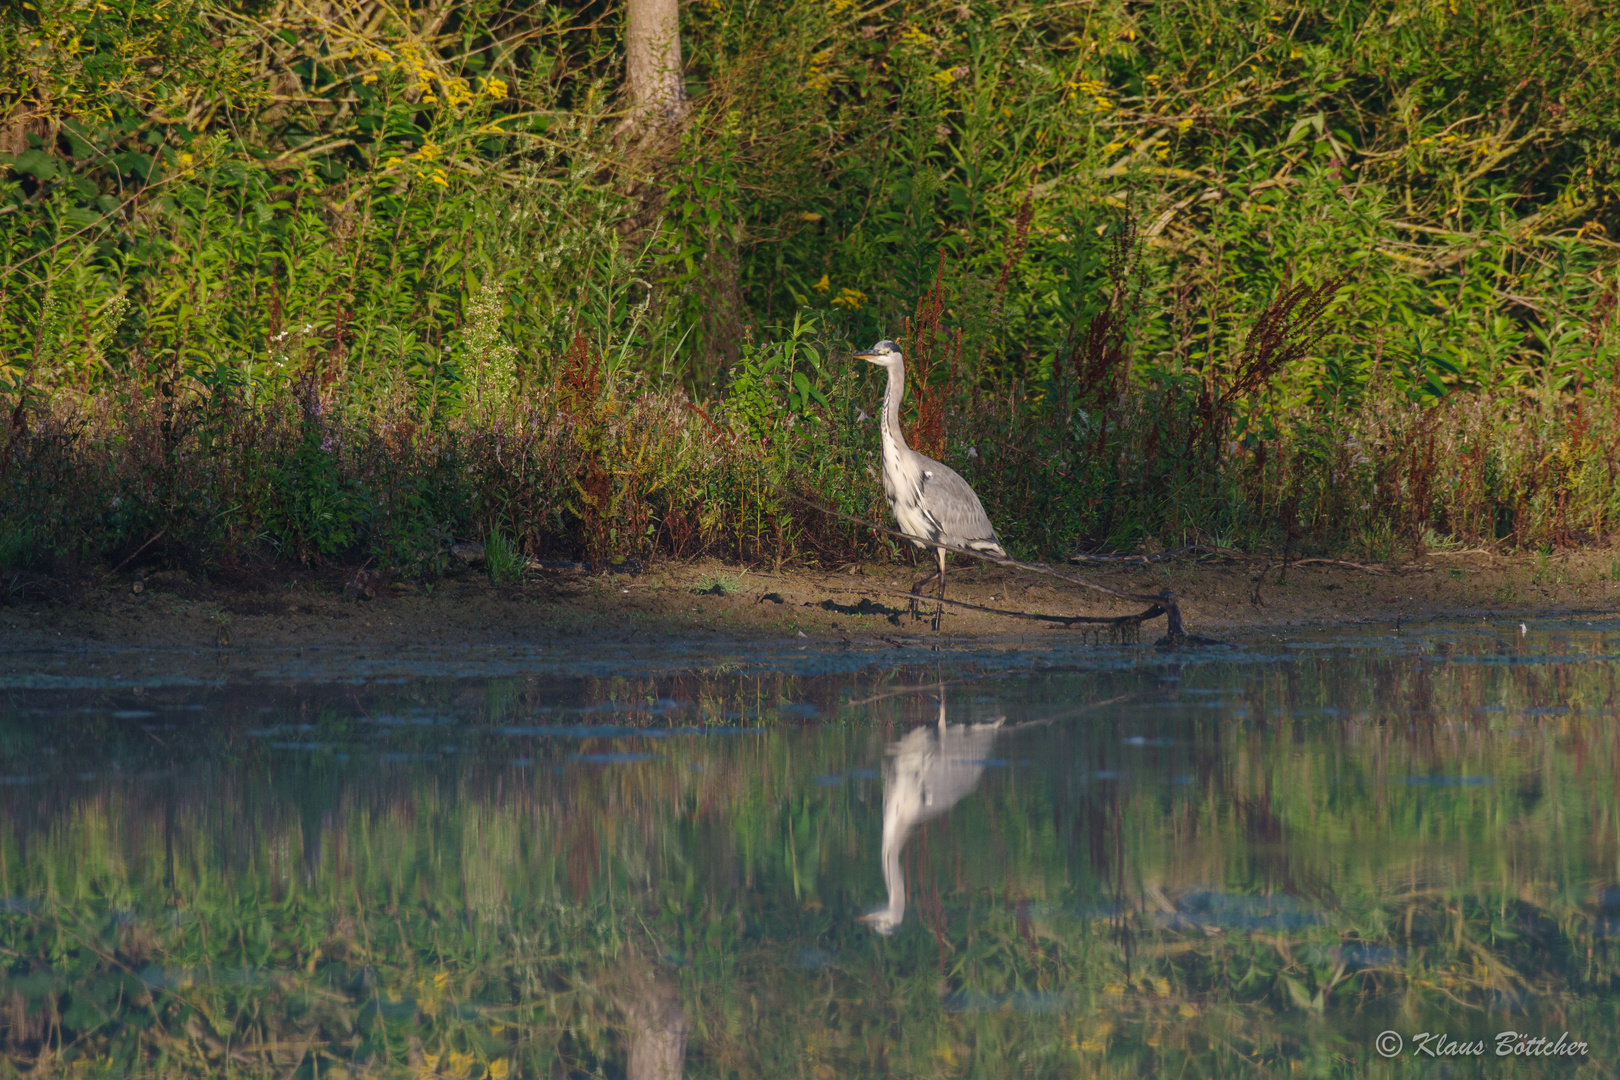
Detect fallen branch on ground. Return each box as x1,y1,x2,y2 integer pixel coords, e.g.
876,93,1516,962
771,484,1200,642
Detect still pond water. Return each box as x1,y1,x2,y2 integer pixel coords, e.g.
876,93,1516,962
2,622,1618,1078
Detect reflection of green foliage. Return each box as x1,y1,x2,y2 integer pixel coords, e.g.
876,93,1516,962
1,638,1619,1076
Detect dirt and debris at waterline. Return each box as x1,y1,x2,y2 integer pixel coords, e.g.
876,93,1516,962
3,550,1618,654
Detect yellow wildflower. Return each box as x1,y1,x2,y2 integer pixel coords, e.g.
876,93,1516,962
482,77,508,100
411,142,442,161
831,287,866,309
362,72,378,85
1177,116,1194,132
429,168,449,187
812,274,830,293
443,76,474,107
177,152,193,168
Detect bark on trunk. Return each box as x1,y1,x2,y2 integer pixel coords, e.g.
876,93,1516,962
624,0,686,126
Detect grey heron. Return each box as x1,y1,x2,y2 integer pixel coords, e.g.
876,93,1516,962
854,339,1005,610
858,692,1004,934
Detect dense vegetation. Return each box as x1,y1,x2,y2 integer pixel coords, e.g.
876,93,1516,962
3,0,1619,582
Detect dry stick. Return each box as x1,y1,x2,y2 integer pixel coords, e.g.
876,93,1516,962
103,530,167,580
770,485,1188,638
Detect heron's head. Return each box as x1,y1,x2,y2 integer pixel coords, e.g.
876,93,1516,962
853,339,902,368
857,908,903,935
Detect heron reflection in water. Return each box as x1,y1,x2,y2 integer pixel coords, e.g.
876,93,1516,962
858,692,1004,934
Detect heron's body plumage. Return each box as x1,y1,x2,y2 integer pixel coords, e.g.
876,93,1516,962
876,368,1005,558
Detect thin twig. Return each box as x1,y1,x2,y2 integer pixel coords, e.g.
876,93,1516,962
103,531,167,579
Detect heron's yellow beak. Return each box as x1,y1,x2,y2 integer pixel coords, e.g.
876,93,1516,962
853,351,882,362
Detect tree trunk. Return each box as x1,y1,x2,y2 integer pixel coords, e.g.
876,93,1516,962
624,0,686,126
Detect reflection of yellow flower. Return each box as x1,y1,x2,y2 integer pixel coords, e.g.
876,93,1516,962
1179,1002,1198,1018
812,274,830,294
806,50,834,91
831,287,866,309
1078,1021,1113,1052
446,1049,475,1078
488,1060,510,1080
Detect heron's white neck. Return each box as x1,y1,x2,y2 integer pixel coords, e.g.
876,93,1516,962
876,816,908,929
879,359,910,465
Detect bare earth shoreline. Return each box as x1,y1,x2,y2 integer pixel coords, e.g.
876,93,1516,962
4,549,1619,661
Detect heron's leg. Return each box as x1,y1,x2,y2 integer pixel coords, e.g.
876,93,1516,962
910,552,941,620
931,548,947,630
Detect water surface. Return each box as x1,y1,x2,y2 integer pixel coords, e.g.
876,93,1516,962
3,621,1617,1077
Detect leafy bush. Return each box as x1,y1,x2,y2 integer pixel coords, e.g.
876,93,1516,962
2,0,1619,575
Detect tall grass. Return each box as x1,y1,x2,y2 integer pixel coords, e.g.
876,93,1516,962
3,0,1619,578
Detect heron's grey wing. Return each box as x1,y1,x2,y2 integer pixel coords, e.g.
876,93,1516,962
913,454,1004,552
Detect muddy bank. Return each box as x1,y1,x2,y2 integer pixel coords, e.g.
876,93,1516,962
4,548,1619,660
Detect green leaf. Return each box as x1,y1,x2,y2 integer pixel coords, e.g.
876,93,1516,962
11,149,57,180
